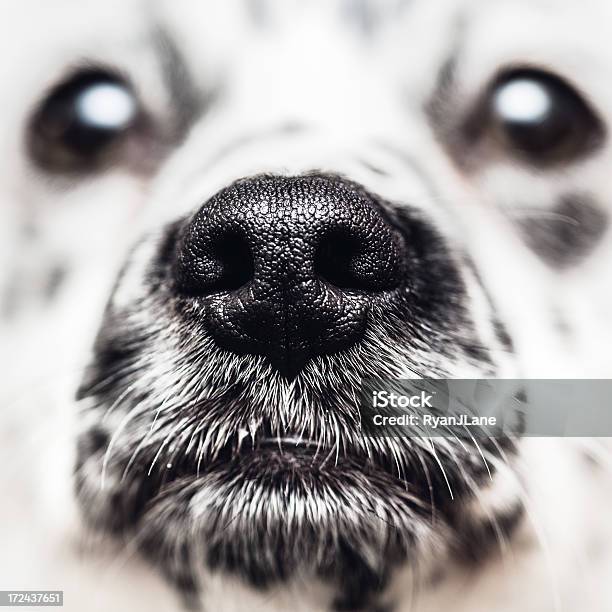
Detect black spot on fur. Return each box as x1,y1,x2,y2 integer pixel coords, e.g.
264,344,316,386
357,159,390,177
517,194,609,269
323,539,399,611
426,56,457,131
79,426,110,456
493,318,514,353
451,502,525,565
460,341,492,365
154,27,207,141
44,264,67,300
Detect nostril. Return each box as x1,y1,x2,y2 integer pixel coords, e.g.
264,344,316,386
314,229,365,291
208,231,254,293
314,228,402,293
175,229,254,297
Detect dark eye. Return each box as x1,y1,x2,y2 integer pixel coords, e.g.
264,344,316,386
28,69,139,172
488,69,604,163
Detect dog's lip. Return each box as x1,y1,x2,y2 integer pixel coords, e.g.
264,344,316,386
211,433,377,477
195,431,324,465
232,436,323,459
167,429,416,491
233,427,322,452
257,436,319,449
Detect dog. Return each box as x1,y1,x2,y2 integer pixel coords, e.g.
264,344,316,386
2,1,612,610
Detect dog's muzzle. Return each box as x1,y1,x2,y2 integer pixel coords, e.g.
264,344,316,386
173,174,406,377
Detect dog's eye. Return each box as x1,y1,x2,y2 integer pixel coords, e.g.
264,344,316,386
488,69,604,163
28,69,139,172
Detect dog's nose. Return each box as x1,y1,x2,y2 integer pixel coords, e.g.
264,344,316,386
174,174,405,377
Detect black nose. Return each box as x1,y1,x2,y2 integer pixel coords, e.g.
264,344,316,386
173,174,405,377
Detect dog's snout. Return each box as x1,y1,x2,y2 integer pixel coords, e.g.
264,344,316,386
174,174,405,377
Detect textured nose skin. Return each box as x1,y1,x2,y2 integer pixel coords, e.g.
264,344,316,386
174,174,405,377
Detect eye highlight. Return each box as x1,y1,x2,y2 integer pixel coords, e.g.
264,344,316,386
493,78,551,125
485,68,605,164
74,81,136,130
28,68,141,172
